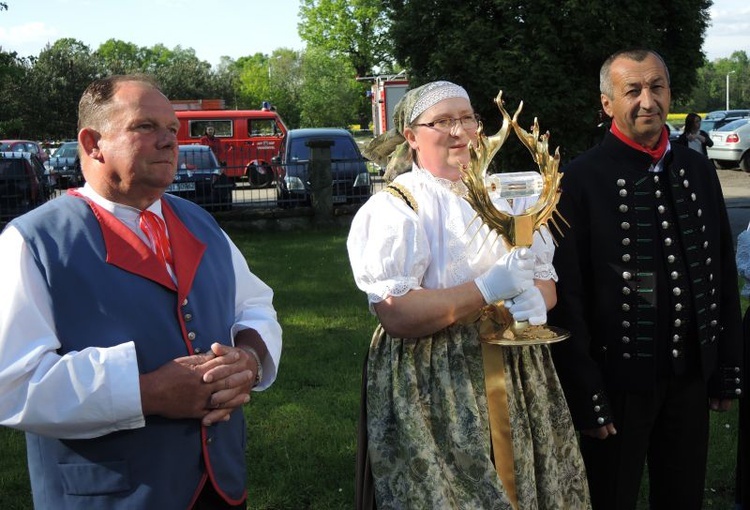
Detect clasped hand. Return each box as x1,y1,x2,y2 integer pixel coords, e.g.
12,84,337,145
141,343,255,427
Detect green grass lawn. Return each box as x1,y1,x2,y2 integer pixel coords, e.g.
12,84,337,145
0,225,741,509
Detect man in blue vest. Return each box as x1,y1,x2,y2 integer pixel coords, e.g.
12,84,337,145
0,74,283,509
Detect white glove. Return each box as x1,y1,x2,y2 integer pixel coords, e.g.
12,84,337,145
507,286,547,325
474,248,535,304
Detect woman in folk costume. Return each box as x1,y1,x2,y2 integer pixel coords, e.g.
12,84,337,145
347,80,590,509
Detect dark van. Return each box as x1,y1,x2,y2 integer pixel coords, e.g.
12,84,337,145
175,110,288,188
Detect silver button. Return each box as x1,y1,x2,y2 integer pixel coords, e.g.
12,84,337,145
594,405,601,412
710,303,717,310
671,271,679,280
697,209,702,217
737,389,743,396
673,335,680,343
673,287,682,296
182,298,188,306
622,304,631,312
667,255,675,263
621,222,631,230
680,169,686,176
674,319,682,327
597,417,605,424
617,179,626,187
623,353,631,359
623,287,631,295
622,254,631,262
691,193,697,201
622,321,631,328
194,347,202,353
622,238,631,246
592,395,599,402
709,273,714,281
675,303,683,311
658,205,666,214
188,331,196,341
683,180,690,188
653,175,660,183
662,221,669,229
711,320,718,327
703,241,709,248
655,190,662,198
619,204,629,213
184,313,193,322
207,437,214,444
620,189,628,197
672,349,679,358
622,336,631,343
701,225,706,232
623,271,632,280
706,257,712,265
664,238,672,246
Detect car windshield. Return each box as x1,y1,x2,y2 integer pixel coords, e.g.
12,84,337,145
178,149,219,172
288,137,359,161
53,144,78,158
717,119,750,131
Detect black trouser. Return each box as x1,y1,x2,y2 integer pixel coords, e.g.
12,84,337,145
580,373,709,510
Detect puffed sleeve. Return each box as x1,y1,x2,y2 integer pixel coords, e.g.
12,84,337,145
347,191,431,312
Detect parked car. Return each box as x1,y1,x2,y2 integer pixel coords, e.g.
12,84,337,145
707,118,750,171
166,145,234,211
275,128,372,208
0,151,51,219
44,141,83,189
0,139,49,164
701,109,750,133
665,121,682,142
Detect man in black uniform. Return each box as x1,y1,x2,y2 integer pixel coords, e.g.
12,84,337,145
548,48,744,510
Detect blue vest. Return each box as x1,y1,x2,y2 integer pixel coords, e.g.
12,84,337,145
12,194,245,509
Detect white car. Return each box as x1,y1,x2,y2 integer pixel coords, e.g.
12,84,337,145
707,118,750,172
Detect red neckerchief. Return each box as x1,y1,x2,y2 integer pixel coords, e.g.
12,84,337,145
610,122,669,163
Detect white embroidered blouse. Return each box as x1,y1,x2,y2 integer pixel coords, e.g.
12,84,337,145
347,166,557,311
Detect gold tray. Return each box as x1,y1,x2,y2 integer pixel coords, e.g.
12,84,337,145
481,325,570,346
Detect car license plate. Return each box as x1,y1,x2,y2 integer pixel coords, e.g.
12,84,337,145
167,182,195,192
712,135,722,142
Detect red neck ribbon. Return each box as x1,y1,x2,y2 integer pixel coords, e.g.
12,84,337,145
139,209,174,269
610,122,669,163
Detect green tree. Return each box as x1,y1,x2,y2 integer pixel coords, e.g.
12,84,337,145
26,38,100,140
385,0,712,166
95,39,149,75
299,47,360,127
299,0,394,128
0,50,30,137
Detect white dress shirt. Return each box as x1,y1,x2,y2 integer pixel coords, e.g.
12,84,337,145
0,185,282,438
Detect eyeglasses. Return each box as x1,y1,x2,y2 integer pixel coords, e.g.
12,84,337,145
413,114,480,133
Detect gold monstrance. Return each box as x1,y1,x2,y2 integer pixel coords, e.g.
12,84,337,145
461,91,570,345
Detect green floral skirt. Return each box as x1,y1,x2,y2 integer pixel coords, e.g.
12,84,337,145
362,323,590,509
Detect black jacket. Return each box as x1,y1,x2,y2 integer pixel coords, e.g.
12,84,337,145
548,132,743,430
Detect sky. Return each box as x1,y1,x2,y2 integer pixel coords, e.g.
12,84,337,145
0,0,748,67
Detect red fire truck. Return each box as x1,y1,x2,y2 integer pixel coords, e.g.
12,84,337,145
366,72,409,137
172,100,288,188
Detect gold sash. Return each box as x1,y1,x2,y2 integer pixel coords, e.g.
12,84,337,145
463,305,518,509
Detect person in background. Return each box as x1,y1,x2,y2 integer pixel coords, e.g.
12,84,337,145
676,112,714,157
0,74,282,509
349,80,589,509
548,49,743,510
735,223,750,510
200,125,225,164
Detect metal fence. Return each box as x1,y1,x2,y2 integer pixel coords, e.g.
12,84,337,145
1,158,385,223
